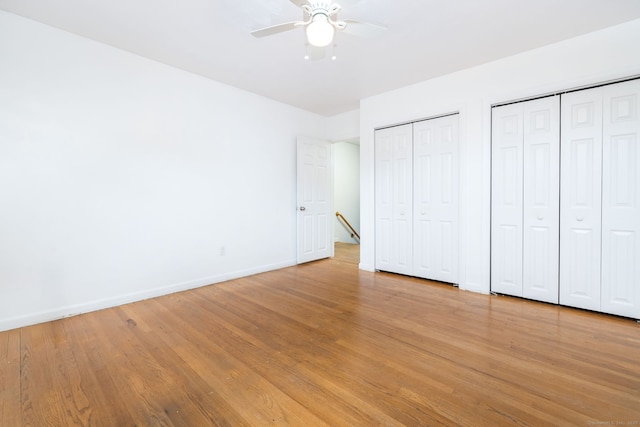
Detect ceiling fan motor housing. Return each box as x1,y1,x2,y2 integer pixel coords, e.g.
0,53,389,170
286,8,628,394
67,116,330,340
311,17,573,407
304,2,341,19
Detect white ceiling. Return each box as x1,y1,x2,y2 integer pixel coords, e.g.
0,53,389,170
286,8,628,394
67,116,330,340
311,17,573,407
2,0,640,116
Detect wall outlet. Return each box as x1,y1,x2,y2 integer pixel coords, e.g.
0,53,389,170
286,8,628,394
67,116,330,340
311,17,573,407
219,246,225,256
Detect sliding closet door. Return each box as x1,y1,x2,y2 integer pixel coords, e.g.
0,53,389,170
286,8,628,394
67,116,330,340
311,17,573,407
375,124,413,275
522,97,560,303
491,103,524,296
601,80,640,318
413,114,459,283
560,87,603,311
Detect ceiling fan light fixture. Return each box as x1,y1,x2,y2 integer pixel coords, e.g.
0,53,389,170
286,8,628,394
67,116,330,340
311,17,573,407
306,14,335,47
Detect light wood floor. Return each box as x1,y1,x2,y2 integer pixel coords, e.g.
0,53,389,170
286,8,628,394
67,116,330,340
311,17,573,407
1,242,639,426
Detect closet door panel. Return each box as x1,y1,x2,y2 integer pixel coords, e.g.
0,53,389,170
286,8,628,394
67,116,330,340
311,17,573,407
435,116,459,283
375,124,413,275
523,97,560,303
491,104,524,296
601,80,640,318
376,150,393,268
394,151,413,272
413,120,436,278
560,88,603,311
413,115,459,283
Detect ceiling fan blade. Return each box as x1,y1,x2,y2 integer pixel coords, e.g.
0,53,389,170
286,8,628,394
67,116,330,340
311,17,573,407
289,0,310,6
342,20,387,38
251,22,300,38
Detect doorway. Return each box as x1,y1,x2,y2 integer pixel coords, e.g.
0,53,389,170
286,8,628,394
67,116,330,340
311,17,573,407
333,139,360,261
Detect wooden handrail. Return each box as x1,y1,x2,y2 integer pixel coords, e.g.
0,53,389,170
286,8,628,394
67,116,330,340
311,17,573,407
336,211,360,241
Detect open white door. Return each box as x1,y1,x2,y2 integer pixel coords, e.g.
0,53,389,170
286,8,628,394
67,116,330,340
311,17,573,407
297,137,333,263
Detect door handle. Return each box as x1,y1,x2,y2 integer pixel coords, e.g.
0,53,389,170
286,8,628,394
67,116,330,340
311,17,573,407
299,206,306,211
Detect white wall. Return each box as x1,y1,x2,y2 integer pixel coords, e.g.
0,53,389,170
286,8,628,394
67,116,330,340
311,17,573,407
0,11,326,331
360,19,640,294
333,142,360,243
327,109,359,143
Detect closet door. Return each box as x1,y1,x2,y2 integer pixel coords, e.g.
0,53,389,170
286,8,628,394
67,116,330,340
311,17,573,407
413,114,459,283
601,80,640,318
522,97,560,303
560,87,603,311
375,124,413,275
491,97,559,300
491,103,524,296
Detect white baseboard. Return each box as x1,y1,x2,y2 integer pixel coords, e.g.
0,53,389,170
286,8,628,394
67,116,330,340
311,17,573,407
0,259,296,333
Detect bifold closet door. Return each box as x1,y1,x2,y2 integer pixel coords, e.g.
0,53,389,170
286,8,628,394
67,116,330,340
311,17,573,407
491,96,559,302
413,114,459,283
560,87,603,311
490,79,638,316
375,124,413,275
522,97,560,303
601,79,640,318
492,103,524,296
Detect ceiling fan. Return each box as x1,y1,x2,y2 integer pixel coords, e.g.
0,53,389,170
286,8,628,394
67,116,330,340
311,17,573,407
251,0,386,49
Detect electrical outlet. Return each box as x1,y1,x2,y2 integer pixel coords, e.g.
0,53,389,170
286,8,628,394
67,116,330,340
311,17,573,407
220,246,225,256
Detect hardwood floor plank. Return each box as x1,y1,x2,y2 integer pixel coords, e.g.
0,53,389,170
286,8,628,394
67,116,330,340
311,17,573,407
241,287,572,425
64,312,142,426
212,280,460,424
3,244,640,426
82,306,208,426
117,300,310,427
20,322,73,426
39,320,93,426
0,328,21,426
151,290,402,426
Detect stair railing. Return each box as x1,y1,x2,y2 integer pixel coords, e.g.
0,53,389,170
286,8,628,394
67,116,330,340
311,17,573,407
335,212,360,241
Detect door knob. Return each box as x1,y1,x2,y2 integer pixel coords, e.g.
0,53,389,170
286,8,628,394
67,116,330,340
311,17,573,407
299,206,306,211
576,216,584,222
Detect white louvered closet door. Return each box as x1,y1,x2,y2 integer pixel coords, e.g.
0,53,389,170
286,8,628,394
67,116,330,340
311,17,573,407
522,97,560,303
601,79,640,318
491,103,524,297
560,87,603,312
413,115,459,283
375,124,413,275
